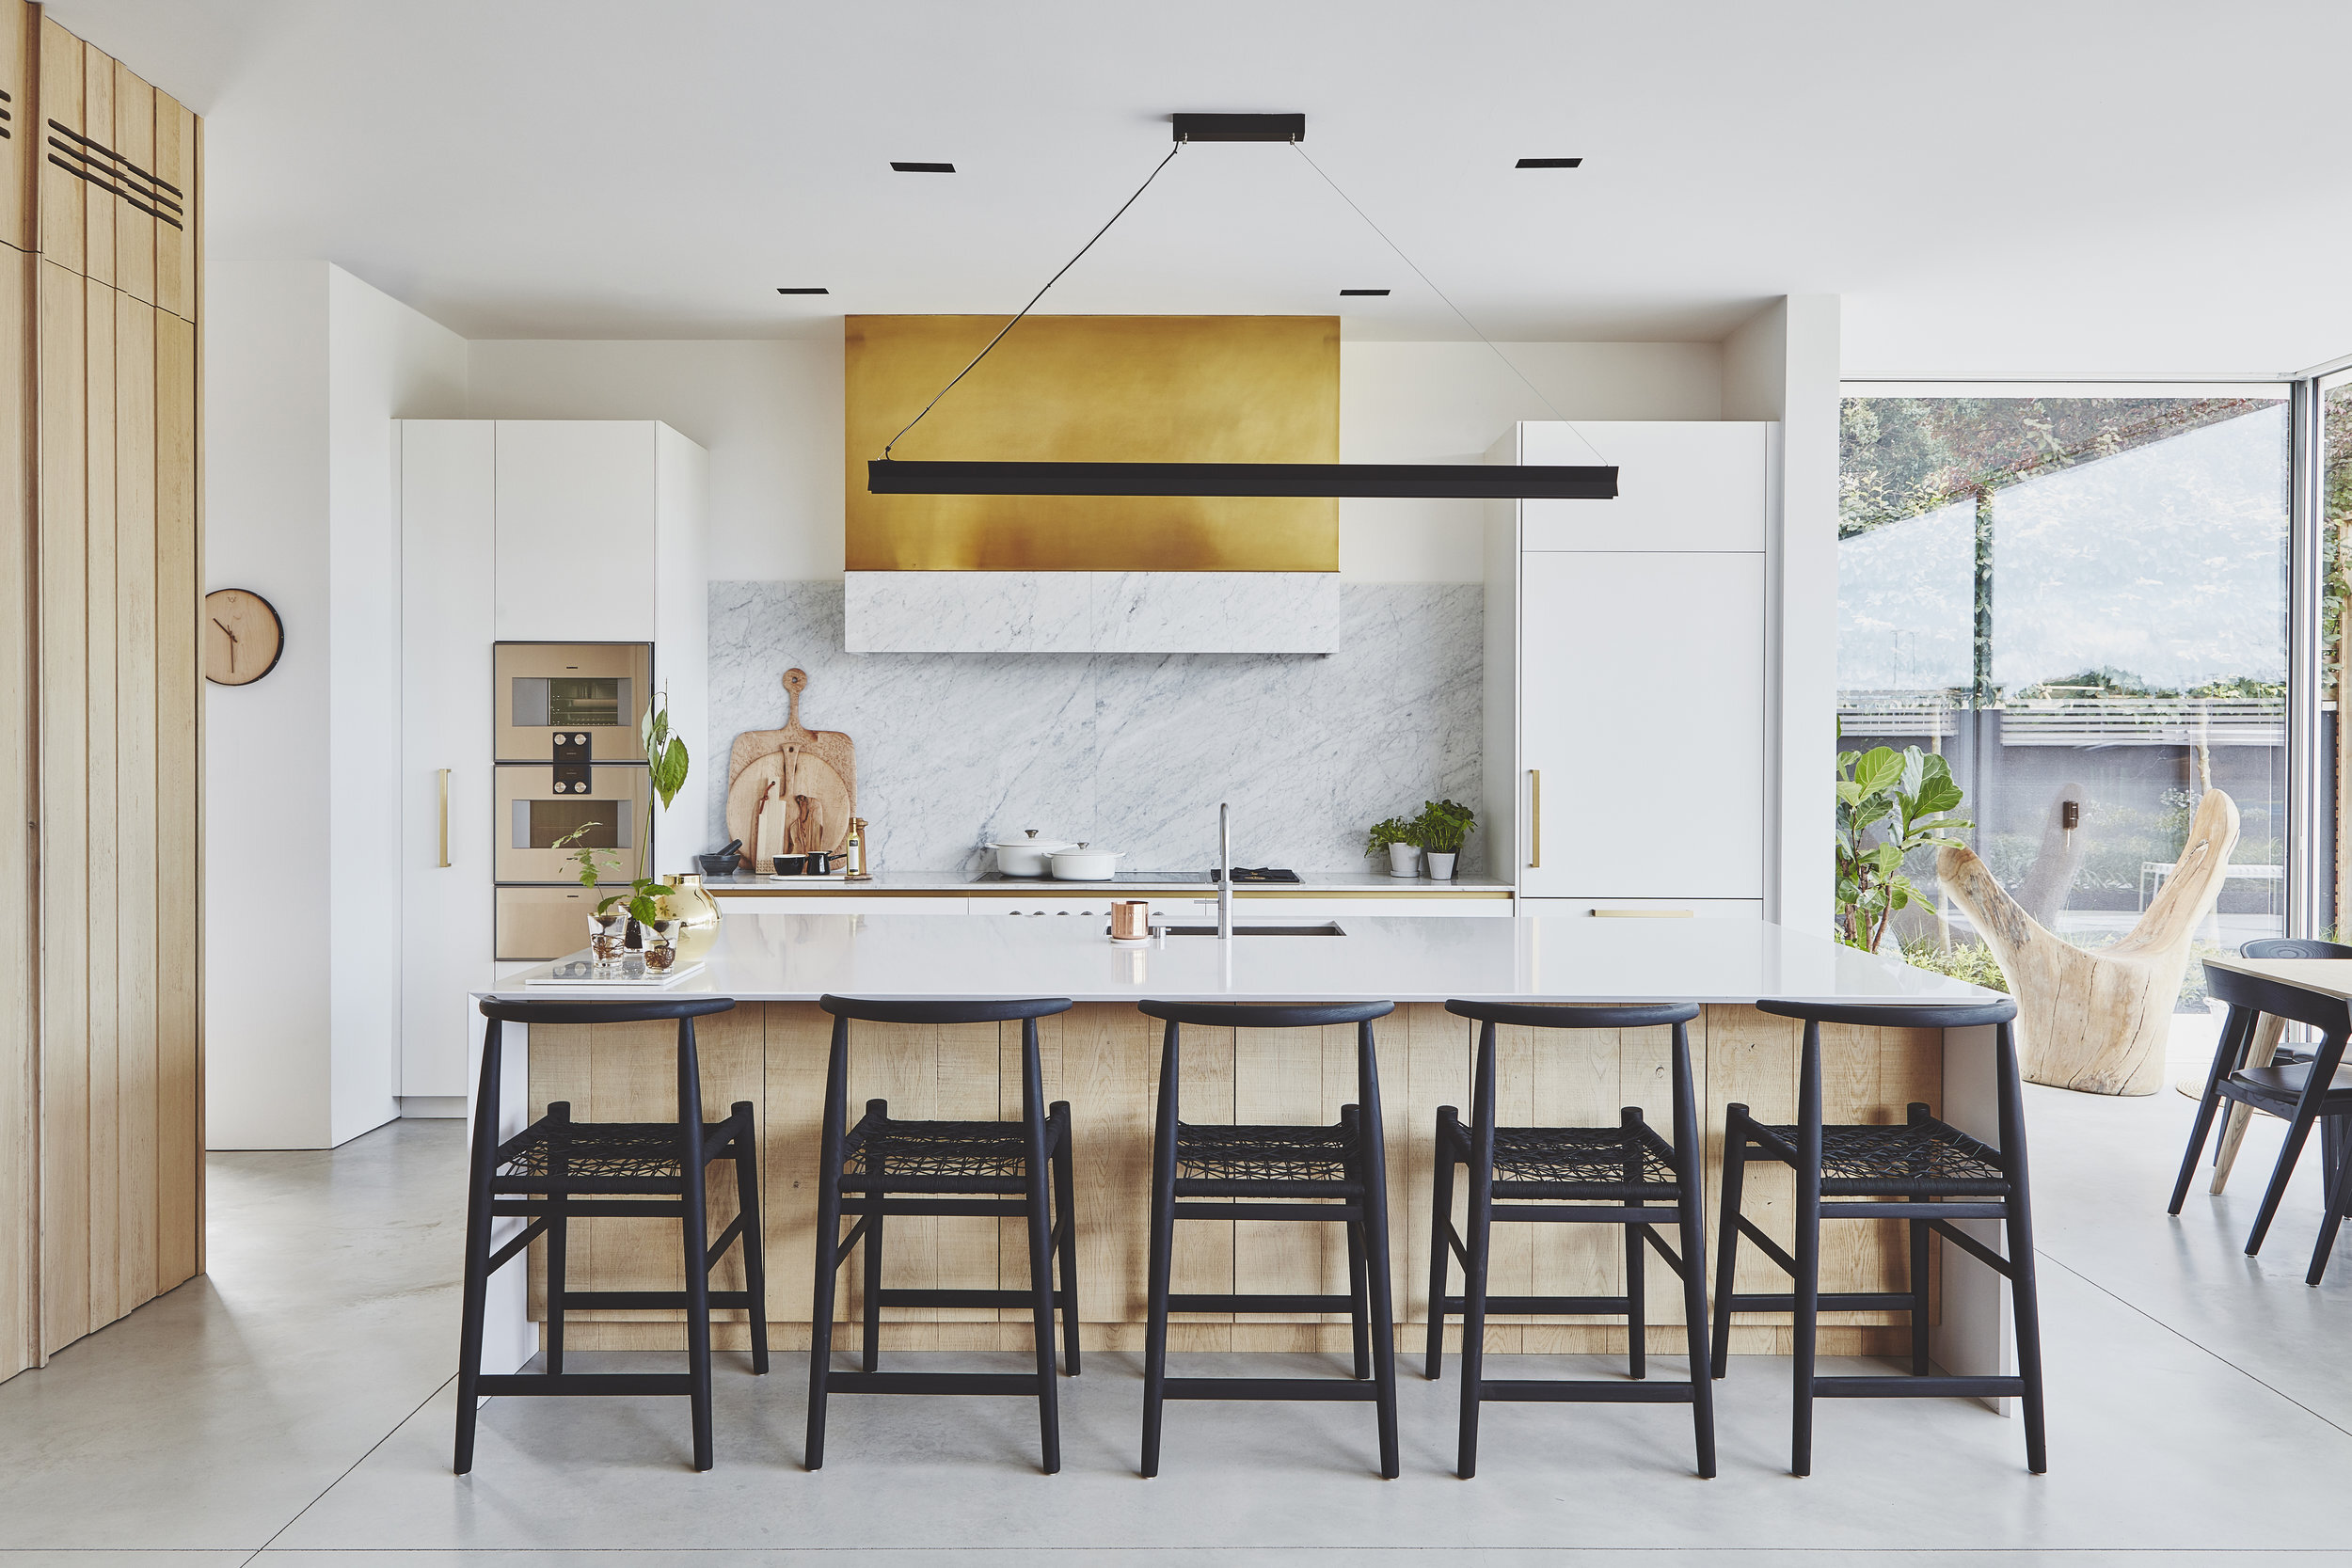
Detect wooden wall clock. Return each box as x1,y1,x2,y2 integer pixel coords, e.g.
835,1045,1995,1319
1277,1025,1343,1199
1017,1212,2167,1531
203,589,284,686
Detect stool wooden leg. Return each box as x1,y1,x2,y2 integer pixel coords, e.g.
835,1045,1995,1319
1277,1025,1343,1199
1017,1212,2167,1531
1791,1026,1823,1479
677,1024,715,1473
1425,1107,1457,1381
453,1019,503,1476
729,1102,770,1375
804,1019,850,1471
1670,1021,1716,1480
860,1099,888,1375
1020,1018,1063,1475
1456,1020,1496,1481
1354,1018,1401,1482
546,1101,571,1376
1051,1103,1082,1377
1995,1023,2048,1475
1140,1019,1179,1479
1342,1104,1371,1382
1709,1108,1748,1382
1623,1108,1645,1381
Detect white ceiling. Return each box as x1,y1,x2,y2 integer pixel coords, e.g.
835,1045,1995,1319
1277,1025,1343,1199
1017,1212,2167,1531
46,0,2352,375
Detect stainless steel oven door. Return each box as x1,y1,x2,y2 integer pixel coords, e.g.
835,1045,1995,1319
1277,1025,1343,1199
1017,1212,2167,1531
496,884,629,962
494,642,652,762
493,764,653,883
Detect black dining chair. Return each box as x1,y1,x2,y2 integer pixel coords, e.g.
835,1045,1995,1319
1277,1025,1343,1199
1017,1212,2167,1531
2202,939,2352,1197
2170,959,2352,1285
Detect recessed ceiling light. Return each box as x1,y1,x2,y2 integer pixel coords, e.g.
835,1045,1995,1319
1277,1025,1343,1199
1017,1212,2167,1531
1340,288,1390,296
1515,157,1582,168
776,287,830,294
891,161,955,173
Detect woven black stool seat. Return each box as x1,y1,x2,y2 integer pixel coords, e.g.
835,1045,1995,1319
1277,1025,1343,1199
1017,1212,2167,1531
1756,1117,2011,1196
1439,1118,1682,1196
842,1111,1057,1187
1176,1121,1359,1189
494,1116,746,1188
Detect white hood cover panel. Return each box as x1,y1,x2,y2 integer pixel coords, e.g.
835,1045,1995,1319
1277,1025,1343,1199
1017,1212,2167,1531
844,571,1342,655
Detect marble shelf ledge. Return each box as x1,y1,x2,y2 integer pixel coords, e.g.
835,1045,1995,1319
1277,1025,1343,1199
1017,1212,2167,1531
842,570,1343,654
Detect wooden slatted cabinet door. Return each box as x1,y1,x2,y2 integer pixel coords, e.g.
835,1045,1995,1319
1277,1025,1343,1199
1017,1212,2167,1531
79,273,116,1327
34,18,79,275
110,62,151,306
35,256,85,1354
113,291,156,1314
152,307,199,1291
151,91,192,322
0,238,34,1378
0,0,35,252
76,40,110,286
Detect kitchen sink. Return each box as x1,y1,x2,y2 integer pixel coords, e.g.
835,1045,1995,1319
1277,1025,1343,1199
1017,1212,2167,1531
1161,923,1347,937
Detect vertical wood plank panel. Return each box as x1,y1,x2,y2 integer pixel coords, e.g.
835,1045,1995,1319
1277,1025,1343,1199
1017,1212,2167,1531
522,1023,590,1328
78,274,114,1327
35,20,79,273
761,1003,828,1338
150,93,190,321
1231,1023,1324,1323
0,239,35,1376
0,2,35,254
112,292,153,1312
76,42,109,286
1705,1003,1797,1349
151,307,198,1292
35,258,85,1354
1168,1024,1233,1344
1401,1001,1464,1334
1064,1004,1151,1328
926,1022,996,1335
109,62,150,306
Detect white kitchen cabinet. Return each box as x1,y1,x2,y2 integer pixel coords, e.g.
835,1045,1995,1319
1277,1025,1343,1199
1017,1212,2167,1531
1520,898,1763,921
398,422,497,1099
715,896,973,916
1486,421,1776,911
395,419,707,1100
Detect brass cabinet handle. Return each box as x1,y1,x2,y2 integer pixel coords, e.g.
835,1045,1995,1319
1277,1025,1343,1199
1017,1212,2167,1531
438,768,452,867
1529,768,1541,868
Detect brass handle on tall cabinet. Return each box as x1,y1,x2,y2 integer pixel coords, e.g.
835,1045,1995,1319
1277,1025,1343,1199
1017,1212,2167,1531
1528,768,1541,868
437,769,452,867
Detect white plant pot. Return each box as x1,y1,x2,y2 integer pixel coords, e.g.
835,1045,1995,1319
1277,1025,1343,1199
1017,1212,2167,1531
1387,843,1422,878
1425,851,1458,881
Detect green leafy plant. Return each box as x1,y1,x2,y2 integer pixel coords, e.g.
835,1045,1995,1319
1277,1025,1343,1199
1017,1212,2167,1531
1836,745,1973,952
546,686,693,932
1413,799,1477,857
1365,816,1419,858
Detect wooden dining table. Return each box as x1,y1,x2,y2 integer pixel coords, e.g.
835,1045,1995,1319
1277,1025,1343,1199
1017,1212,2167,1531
2194,955,2352,1191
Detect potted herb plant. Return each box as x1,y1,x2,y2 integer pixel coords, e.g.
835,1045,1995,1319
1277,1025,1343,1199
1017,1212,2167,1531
1366,816,1421,879
1413,799,1476,881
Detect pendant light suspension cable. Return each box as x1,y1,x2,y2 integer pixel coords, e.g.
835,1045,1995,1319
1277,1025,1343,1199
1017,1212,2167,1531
882,141,1186,459
1287,140,1605,465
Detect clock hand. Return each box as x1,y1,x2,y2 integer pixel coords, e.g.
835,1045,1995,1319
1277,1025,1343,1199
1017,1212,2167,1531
211,617,239,643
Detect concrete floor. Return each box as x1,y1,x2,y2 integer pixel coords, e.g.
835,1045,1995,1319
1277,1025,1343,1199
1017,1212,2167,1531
5,1069,2350,1566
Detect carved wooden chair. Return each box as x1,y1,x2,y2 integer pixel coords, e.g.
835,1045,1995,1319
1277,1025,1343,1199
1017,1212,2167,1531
1936,789,2239,1096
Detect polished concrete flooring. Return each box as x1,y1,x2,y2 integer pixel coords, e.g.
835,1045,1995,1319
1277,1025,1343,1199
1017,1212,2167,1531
5,1069,2351,1566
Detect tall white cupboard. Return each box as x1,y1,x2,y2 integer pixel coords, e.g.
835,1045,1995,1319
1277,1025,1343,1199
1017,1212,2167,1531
1484,421,1779,918
395,420,707,1101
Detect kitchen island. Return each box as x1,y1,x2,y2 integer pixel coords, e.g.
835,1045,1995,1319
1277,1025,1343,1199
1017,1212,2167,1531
473,914,2015,1391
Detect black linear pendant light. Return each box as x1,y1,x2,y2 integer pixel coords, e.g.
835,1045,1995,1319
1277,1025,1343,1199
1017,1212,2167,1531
870,113,1615,502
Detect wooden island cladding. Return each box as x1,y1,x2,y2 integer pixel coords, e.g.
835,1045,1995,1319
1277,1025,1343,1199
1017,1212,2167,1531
526,1001,1941,1358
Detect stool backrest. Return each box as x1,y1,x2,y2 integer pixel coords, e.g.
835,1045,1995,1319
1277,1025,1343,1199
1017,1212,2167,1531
2242,938,2352,962
1756,996,2016,1031
1446,999,1697,1031
479,995,738,1026
820,995,1073,1026
1138,999,1393,1030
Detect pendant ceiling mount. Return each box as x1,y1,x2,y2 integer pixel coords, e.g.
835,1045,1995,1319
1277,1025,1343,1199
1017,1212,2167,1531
875,111,1616,503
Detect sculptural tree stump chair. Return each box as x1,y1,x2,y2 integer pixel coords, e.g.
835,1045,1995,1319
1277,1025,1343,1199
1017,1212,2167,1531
454,995,767,1475
1425,999,1716,1480
804,995,1081,1475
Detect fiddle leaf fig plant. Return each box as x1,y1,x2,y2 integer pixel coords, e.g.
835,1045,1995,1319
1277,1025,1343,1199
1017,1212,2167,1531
1836,745,1973,953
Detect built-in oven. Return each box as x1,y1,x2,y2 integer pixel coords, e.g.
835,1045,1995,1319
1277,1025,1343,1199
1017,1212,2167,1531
495,884,626,962
492,763,655,884
493,641,653,763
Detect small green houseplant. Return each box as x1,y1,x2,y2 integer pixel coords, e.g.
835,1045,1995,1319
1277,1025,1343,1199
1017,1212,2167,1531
1414,799,1477,881
1836,745,1972,952
548,685,694,953
1366,816,1421,877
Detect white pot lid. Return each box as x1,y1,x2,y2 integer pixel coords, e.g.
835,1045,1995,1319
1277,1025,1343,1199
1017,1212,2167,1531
1051,844,1122,859
992,830,1074,850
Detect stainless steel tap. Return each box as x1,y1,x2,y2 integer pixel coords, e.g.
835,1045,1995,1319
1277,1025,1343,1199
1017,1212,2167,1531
1218,802,1233,940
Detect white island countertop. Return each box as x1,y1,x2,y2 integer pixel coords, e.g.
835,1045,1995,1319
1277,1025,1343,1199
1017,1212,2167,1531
484,913,1999,1007
698,870,1514,895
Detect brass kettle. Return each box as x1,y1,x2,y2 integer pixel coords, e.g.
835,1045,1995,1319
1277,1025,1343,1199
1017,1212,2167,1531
660,872,723,960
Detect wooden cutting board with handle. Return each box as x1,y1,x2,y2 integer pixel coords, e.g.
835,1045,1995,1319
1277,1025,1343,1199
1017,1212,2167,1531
726,669,856,864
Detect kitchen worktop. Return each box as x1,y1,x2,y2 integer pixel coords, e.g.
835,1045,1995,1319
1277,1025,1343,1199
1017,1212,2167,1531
696,870,1515,895
486,911,1992,1006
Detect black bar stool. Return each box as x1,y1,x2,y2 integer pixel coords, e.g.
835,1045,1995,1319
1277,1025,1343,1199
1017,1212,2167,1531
454,995,767,1474
1136,999,1400,1481
1710,996,2045,1476
1425,1000,1715,1479
805,995,1081,1474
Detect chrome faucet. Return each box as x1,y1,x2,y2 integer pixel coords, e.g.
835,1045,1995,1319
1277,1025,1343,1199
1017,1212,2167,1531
1218,802,1233,940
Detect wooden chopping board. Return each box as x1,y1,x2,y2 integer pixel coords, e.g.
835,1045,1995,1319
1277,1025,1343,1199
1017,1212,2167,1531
726,669,856,865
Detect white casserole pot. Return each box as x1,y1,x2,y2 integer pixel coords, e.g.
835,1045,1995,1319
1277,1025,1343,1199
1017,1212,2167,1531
990,829,1073,878
1048,843,1123,880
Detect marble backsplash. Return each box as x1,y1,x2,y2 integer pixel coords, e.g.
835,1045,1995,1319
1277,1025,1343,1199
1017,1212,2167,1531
707,580,1483,876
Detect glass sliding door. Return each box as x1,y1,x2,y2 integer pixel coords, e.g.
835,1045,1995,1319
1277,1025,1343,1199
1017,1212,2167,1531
1838,388,2292,971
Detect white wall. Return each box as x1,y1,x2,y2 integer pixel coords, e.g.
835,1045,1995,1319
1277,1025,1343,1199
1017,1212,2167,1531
205,261,466,1148
467,335,1723,586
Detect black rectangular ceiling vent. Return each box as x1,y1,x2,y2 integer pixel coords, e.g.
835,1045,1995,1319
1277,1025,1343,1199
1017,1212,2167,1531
1172,113,1305,144
891,161,955,173
776,287,829,294
1340,288,1390,296
1516,156,1583,168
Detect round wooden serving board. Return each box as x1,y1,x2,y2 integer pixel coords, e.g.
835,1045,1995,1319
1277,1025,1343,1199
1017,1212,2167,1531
725,669,857,863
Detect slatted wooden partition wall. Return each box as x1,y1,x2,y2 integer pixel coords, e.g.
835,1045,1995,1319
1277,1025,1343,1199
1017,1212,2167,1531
0,4,201,1382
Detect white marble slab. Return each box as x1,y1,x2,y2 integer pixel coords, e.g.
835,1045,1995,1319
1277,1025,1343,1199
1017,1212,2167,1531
843,571,1344,653
485,913,2003,1006
708,580,1484,876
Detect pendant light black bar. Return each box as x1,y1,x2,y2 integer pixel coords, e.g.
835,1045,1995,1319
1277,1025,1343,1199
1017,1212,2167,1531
868,459,1617,500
